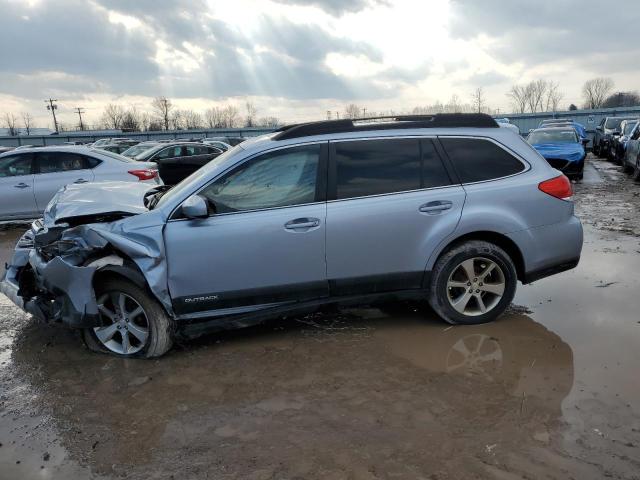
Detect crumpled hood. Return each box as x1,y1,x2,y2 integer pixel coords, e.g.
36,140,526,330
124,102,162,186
43,181,155,226
532,143,585,162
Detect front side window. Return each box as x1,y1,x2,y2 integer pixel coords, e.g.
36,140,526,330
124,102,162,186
440,138,525,183
333,138,451,200
0,154,32,177
35,152,87,174
200,144,321,214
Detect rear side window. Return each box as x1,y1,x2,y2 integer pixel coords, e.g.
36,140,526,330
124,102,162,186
333,138,450,200
440,138,525,183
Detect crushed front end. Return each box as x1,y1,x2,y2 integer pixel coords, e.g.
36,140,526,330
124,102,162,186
1,219,119,328
0,181,174,329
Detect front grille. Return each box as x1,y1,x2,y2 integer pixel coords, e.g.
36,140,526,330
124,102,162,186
545,158,569,171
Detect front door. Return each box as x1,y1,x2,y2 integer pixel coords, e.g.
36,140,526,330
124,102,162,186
0,153,37,220
326,137,465,295
33,151,95,212
164,143,328,317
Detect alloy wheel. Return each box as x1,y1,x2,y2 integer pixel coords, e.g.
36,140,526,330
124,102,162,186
94,291,150,355
446,257,506,316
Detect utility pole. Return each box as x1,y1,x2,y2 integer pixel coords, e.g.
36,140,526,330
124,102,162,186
335,111,340,120
45,98,59,133
74,107,85,131
362,107,367,117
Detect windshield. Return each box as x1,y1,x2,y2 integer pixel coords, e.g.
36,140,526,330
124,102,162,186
623,121,638,135
604,118,634,130
91,148,137,163
134,144,166,160
122,143,157,158
528,129,578,144
155,144,244,208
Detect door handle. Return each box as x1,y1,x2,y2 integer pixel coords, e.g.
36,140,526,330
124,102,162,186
419,200,453,214
284,218,320,230
14,183,30,189
74,178,89,184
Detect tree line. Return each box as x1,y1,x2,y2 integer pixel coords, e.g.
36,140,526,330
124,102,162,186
2,77,640,136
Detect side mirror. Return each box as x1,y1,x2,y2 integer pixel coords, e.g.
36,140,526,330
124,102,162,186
596,126,603,132
581,138,589,146
181,194,209,219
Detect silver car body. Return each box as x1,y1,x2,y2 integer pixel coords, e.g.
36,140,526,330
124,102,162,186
0,146,160,221
1,123,583,335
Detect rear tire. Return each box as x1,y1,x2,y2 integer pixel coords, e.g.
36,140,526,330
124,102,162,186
428,241,517,325
82,278,174,358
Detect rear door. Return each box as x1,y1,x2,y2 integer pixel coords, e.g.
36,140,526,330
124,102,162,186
0,153,38,219
33,151,95,212
325,137,466,295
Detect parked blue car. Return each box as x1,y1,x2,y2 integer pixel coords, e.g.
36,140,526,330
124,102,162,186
528,127,586,180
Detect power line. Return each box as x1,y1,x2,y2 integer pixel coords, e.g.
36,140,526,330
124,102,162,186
74,107,86,131
45,98,59,133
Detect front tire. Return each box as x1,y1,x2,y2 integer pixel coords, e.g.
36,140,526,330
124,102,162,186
82,278,174,358
428,241,517,325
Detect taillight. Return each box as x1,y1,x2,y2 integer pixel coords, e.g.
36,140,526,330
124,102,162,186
128,169,158,181
538,175,572,201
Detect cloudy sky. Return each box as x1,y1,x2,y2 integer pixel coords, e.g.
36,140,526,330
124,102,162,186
2,0,639,130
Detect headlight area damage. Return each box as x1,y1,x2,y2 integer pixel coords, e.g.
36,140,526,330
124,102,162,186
0,182,173,329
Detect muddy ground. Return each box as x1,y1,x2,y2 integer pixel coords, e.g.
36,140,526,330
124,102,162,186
0,155,639,480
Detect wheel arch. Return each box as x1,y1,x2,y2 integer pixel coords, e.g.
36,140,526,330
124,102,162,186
427,231,526,283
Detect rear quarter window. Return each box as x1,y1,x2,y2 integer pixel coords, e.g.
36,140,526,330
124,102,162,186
439,137,525,183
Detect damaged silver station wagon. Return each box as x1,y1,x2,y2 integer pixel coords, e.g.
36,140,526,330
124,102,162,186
0,114,584,358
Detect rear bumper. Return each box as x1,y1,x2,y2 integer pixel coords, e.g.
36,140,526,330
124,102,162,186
508,216,583,284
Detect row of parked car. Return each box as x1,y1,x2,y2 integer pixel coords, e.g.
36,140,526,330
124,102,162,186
0,136,246,221
592,116,640,180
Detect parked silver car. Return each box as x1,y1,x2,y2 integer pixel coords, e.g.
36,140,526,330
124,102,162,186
0,114,583,358
0,146,160,221
622,121,640,180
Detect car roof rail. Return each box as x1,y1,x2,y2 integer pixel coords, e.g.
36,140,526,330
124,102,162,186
272,113,499,140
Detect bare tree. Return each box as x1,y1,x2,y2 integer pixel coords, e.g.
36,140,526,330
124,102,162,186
222,105,240,128
545,81,564,112
258,116,280,127
101,104,126,129
344,104,361,119
21,112,34,135
3,113,19,136
139,111,151,132
507,85,528,114
170,110,183,130
121,106,141,131
471,87,486,113
244,102,257,127
183,110,203,129
582,77,614,109
204,106,224,128
151,96,173,130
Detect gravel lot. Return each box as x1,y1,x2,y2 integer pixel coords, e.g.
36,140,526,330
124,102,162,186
1,155,639,480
